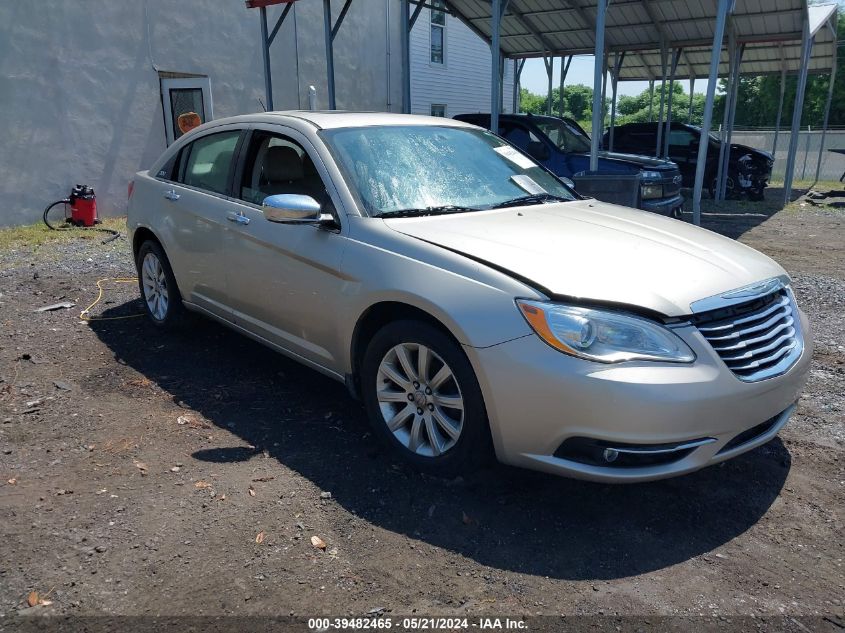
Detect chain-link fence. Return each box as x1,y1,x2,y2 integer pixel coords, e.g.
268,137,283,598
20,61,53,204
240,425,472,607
730,127,845,182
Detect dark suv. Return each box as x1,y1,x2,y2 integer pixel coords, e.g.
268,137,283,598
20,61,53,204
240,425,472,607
605,122,774,200
454,113,684,216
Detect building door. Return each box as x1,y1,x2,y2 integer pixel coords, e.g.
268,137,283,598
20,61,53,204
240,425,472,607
161,76,213,145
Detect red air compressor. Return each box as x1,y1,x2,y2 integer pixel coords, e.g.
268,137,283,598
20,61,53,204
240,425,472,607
43,184,98,229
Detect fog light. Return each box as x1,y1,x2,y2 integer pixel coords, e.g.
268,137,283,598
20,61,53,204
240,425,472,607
602,448,619,463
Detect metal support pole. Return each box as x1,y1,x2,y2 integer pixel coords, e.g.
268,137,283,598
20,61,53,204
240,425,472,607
491,0,503,134
260,7,273,111
558,56,572,117
609,52,625,152
648,80,654,121
500,55,506,114
783,21,814,203
544,56,554,116
692,0,733,226
601,53,608,133
772,49,787,156
715,29,735,201
323,0,336,109
663,48,682,158
655,40,668,157
801,125,812,180
814,30,837,186
513,59,525,114
688,76,695,123
718,40,744,201
590,0,608,172
401,0,410,114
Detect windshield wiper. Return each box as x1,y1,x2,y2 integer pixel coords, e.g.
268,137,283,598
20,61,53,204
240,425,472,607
378,205,480,218
491,193,569,209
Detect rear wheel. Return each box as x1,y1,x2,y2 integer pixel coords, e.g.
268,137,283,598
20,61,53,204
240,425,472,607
136,240,185,328
361,320,492,476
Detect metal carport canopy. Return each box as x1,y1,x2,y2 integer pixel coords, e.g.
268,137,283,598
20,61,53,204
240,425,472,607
442,0,810,59
439,0,834,226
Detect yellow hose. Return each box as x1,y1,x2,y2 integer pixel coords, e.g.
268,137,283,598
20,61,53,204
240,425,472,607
80,278,145,321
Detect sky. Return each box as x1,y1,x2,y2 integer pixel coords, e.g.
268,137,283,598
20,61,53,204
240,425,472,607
520,55,708,100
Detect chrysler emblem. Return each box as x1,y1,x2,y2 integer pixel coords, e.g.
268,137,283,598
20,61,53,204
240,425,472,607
721,278,782,300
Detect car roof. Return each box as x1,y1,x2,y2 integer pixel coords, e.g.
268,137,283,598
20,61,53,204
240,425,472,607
204,111,477,131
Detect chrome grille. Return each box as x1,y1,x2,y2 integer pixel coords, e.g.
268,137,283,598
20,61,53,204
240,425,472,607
693,288,803,382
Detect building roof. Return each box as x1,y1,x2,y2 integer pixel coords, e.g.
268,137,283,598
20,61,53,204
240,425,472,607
441,0,837,77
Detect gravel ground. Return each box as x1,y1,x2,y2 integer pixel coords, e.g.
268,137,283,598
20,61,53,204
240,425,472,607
0,187,843,627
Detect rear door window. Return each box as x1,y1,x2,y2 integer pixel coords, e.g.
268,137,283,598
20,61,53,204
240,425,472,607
180,130,241,195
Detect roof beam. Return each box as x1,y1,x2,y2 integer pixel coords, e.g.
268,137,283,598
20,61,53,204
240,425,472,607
505,30,804,59
499,8,801,43
511,5,803,25
508,1,558,54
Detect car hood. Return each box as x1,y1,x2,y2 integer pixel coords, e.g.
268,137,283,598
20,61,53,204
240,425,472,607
578,150,679,171
731,143,773,162
383,200,786,317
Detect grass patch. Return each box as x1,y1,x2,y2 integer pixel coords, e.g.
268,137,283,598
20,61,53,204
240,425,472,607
0,216,127,251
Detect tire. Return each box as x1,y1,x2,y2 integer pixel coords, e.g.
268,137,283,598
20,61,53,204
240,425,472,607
360,320,493,476
709,174,736,200
748,186,765,202
135,240,186,329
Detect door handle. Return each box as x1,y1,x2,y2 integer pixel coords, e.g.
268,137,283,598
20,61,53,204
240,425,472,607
226,212,250,226
163,189,180,201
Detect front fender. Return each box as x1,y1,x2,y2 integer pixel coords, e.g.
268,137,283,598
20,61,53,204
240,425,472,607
333,217,539,373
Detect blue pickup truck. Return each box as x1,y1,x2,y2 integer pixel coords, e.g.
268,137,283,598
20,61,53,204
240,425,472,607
454,113,684,216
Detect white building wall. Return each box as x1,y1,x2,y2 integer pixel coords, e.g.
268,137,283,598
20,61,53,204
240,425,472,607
0,0,404,226
410,9,515,118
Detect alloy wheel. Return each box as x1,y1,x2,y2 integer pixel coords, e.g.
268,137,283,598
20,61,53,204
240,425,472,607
376,342,464,457
141,252,169,321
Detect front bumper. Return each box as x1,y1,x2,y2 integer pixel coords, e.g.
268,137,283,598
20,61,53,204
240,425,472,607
466,310,811,483
640,193,684,216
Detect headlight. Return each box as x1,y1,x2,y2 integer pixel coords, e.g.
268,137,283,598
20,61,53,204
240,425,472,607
516,300,695,363
641,184,663,199
640,170,662,181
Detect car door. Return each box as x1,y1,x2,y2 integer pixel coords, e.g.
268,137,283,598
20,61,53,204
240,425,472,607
222,125,349,373
162,127,244,319
666,125,698,184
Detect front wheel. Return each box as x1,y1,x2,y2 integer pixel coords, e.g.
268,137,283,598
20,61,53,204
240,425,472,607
748,185,766,202
360,320,492,476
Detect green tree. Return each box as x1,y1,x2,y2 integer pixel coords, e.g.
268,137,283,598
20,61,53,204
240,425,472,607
519,84,598,128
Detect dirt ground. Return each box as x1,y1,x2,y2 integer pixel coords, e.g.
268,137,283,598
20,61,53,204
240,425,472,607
1,187,843,625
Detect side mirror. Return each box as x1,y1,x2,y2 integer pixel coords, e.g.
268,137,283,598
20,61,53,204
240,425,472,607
262,194,325,223
560,177,575,188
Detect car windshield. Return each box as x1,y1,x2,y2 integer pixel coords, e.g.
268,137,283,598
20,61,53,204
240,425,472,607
320,125,576,217
532,119,591,153
687,125,721,143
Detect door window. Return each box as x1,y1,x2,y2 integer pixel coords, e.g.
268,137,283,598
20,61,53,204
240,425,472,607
667,128,696,147
666,128,698,162
161,76,213,145
238,131,328,206
180,131,241,195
